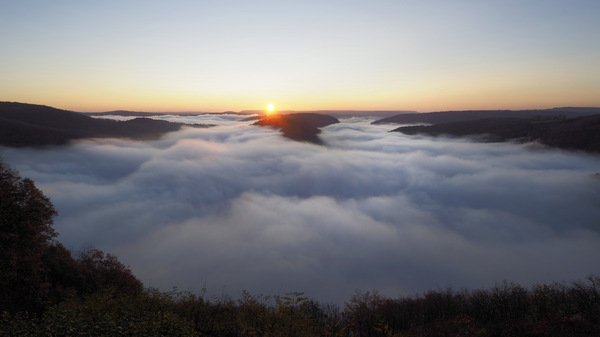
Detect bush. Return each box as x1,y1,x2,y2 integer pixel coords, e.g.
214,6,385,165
1,289,197,336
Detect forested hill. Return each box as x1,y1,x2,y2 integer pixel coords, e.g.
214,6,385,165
372,107,600,125
0,102,209,147
253,113,340,144
393,114,600,153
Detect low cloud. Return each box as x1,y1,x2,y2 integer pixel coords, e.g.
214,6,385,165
2,116,600,304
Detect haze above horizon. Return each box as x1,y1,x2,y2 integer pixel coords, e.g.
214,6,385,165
2,1,599,113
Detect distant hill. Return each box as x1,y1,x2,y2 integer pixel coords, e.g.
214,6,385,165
278,110,414,118
85,110,253,117
253,113,339,144
392,114,600,153
85,110,158,117
242,110,414,118
372,107,600,125
87,109,414,118
0,102,209,147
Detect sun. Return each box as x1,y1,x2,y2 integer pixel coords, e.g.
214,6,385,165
266,103,275,114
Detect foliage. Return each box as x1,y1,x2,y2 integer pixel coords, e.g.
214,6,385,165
1,289,197,336
3,277,599,336
166,290,342,337
341,277,600,337
75,248,143,295
0,160,57,313
0,160,142,315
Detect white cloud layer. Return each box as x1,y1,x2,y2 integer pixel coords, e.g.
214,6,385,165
2,116,600,304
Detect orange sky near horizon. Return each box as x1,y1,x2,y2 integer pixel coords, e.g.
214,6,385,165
2,1,599,113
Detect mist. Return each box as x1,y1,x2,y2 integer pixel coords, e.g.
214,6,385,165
2,115,600,304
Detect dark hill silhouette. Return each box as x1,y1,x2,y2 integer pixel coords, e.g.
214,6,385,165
253,113,339,144
86,110,260,117
0,102,209,147
372,107,600,125
392,114,600,153
243,110,413,118
86,110,157,117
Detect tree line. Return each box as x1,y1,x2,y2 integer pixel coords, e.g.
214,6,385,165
1,159,599,336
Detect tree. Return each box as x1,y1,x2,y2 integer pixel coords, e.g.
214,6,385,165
76,248,143,294
0,160,57,313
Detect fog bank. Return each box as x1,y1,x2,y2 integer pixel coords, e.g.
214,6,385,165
2,116,600,303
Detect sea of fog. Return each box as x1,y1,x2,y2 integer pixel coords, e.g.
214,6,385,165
2,115,600,304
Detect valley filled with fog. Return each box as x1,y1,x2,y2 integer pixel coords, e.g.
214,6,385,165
2,115,599,304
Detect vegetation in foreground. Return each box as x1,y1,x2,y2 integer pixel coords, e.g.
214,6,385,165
1,159,599,336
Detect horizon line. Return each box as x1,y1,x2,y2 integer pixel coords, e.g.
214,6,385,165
3,101,600,115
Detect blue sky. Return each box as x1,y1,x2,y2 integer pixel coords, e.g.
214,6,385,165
2,0,599,111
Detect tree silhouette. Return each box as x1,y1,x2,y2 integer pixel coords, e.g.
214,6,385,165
75,248,143,295
0,160,57,313
1,160,143,314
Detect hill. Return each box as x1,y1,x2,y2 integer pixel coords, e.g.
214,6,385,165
392,114,600,153
372,107,600,125
0,102,209,147
253,113,340,144
87,110,411,118
85,110,254,117
85,110,158,117
267,110,414,118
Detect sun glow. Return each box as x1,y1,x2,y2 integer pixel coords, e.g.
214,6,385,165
266,103,275,114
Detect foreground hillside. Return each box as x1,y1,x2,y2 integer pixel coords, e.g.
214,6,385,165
0,102,208,147
392,114,600,153
4,276,600,337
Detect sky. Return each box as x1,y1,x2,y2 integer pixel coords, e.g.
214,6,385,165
2,116,600,304
2,0,600,112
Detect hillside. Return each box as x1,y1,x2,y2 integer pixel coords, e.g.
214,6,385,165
85,110,158,117
0,102,208,147
392,114,600,153
253,113,339,144
372,107,600,125
85,110,253,117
